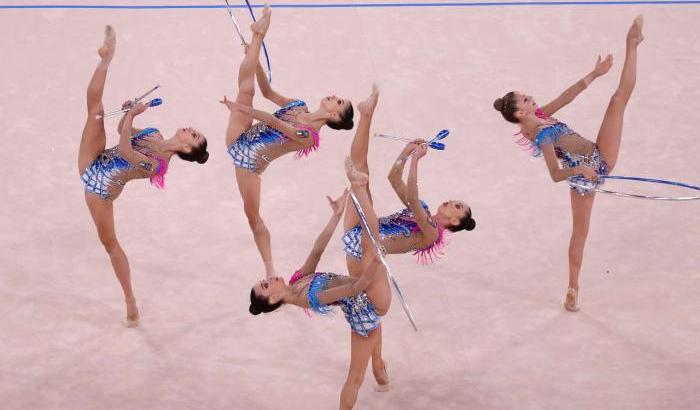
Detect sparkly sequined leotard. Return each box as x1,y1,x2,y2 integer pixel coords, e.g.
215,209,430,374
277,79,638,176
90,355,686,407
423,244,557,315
227,100,320,174
517,109,609,195
342,200,447,264
291,271,380,337
81,128,168,201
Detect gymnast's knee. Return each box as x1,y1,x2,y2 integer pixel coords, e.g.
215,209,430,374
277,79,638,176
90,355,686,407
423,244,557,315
87,102,105,117
570,226,590,243
609,90,630,109
246,213,266,232
237,79,255,99
99,234,121,256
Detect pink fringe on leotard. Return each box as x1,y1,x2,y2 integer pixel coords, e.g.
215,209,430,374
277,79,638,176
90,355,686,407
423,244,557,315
149,158,168,189
513,108,550,158
289,270,304,285
412,225,449,265
534,107,549,119
294,125,320,159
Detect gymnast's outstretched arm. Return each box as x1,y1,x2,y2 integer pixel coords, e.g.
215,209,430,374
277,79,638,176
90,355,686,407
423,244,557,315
541,143,598,183
297,189,350,276
387,140,424,207
220,96,310,144
541,54,613,117
117,100,144,136
117,103,157,170
406,144,439,242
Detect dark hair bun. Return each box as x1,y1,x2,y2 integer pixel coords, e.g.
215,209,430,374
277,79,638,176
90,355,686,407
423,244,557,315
465,218,476,231
493,98,505,112
197,151,209,164
328,104,355,131
249,304,262,315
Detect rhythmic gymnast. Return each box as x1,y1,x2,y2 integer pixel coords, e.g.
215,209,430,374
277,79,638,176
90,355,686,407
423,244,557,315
342,85,476,274
493,16,644,311
248,177,391,409
325,86,476,409
220,4,355,278
78,26,209,326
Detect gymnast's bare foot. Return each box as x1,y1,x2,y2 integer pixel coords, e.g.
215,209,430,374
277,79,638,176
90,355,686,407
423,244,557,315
373,359,390,392
98,25,116,63
250,3,271,36
126,298,140,328
627,15,644,47
358,84,379,117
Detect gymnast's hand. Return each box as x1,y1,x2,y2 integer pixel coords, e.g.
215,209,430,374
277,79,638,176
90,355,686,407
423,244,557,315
592,54,613,78
219,96,252,116
121,100,135,110
579,165,598,182
129,102,148,116
399,139,425,159
411,143,429,160
327,188,350,217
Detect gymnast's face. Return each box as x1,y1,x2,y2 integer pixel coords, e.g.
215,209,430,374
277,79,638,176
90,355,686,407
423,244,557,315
176,127,206,151
514,92,537,118
437,200,469,227
253,276,286,301
321,95,351,120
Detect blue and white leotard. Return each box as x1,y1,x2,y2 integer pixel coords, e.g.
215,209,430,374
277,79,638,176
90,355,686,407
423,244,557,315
342,200,434,260
533,120,609,195
81,128,166,201
227,100,320,174
306,272,380,337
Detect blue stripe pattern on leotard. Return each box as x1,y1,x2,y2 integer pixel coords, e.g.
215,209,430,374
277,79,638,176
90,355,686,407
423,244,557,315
534,123,609,195
227,100,307,172
342,200,430,259
307,272,380,337
81,147,131,200
308,272,335,315
338,292,380,337
80,128,161,200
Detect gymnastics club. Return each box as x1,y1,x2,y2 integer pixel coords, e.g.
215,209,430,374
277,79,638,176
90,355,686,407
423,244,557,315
223,0,248,45
349,192,419,332
97,85,161,119
97,98,163,120
374,129,450,151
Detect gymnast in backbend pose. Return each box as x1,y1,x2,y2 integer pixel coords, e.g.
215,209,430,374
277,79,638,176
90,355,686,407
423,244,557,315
78,26,209,326
492,16,644,311
219,4,354,279
248,168,391,409
341,85,476,277
325,86,477,409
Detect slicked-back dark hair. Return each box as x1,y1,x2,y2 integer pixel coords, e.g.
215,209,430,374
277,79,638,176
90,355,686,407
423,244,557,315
248,288,283,315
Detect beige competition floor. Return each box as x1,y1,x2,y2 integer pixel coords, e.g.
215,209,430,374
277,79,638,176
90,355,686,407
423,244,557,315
1,1,699,409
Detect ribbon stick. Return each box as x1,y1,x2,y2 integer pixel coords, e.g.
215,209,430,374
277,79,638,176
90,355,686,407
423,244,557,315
349,192,418,332
223,0,248,45
222,0,273,82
